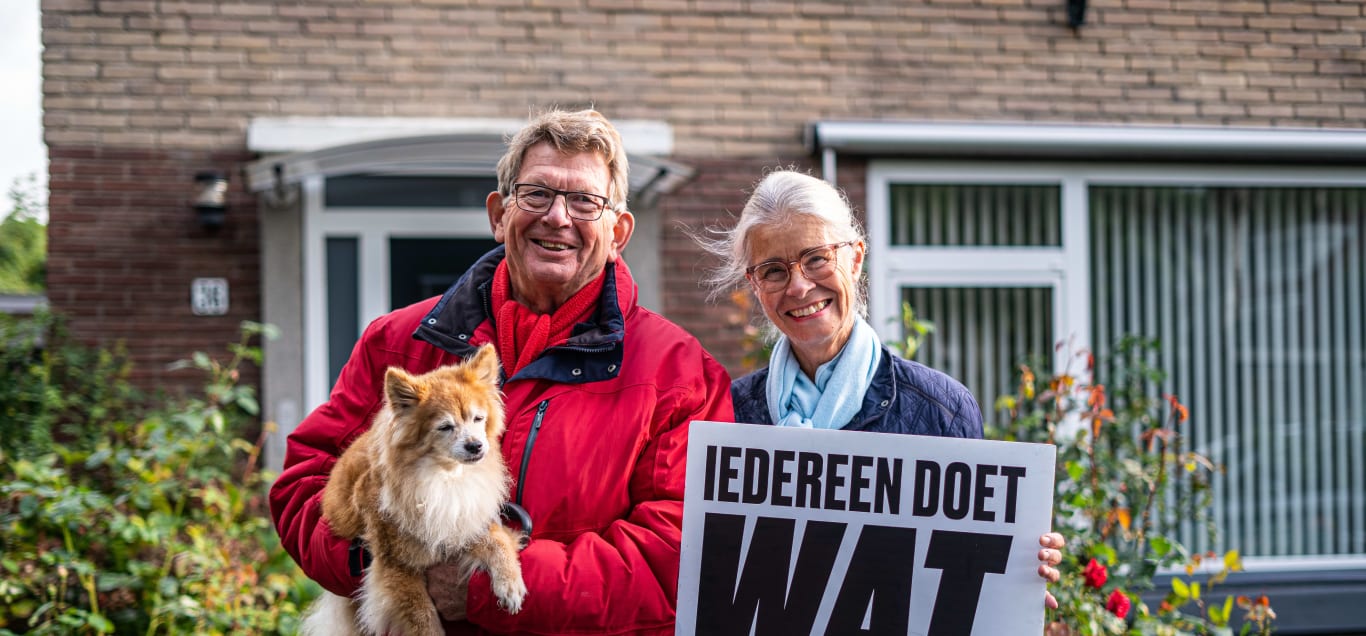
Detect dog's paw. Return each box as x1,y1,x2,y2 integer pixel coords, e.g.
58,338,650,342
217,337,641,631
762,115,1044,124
492,577,527,615
515,528,530,551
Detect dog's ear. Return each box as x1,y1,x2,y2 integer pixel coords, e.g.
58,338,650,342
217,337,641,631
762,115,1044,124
384,367,425,410
467,344,502,386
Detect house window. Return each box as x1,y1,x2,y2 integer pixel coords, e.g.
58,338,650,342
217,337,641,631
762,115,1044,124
890,183,1061,247
1090,184,1365,558
869,163,1366,565
885,181,1062,408
903,285,1054,418
325,237,359,388
324,175,497,208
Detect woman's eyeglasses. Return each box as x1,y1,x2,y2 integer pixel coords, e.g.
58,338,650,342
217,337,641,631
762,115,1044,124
512,183,612,221
745,241,857,293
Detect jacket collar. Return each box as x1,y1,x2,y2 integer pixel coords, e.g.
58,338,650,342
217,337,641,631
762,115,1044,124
413,245,633,384
846,347,896,431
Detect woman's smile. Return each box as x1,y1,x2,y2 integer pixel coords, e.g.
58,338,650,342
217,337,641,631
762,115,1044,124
787,298,831,319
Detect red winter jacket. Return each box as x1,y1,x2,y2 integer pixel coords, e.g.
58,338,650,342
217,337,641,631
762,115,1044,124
269,248,733,635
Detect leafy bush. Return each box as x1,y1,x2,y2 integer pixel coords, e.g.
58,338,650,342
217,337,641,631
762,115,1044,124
992,337,1275,635
0,310,143,460
0,319,318,635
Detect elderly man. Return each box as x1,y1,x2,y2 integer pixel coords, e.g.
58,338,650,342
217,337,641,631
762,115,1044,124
270,109,734,634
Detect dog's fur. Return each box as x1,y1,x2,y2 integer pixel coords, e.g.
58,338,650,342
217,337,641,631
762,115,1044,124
301,345,527,636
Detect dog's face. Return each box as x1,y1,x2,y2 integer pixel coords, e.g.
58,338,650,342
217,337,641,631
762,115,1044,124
382,345,505,468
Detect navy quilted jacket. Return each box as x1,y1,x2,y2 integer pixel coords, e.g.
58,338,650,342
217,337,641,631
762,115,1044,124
730,345,984,439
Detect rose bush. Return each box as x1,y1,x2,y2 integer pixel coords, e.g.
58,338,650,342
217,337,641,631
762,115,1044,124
992,336,1275,635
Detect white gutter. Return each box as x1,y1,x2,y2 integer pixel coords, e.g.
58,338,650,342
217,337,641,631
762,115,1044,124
808,121,1366,163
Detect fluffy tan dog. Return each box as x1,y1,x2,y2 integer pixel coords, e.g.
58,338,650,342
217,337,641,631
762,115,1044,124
301,344,527,636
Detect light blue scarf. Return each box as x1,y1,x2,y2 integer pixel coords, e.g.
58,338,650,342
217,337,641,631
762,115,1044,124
767,317,883,429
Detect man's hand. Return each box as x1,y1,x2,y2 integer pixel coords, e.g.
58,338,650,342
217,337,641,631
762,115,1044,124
427,560,470,622
1037,532,1066,609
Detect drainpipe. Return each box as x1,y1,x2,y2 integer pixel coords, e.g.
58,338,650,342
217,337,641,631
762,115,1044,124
822,147,837,186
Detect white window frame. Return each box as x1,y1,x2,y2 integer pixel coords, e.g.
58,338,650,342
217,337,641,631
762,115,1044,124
865,161,1366,571
866,163,1090,376
301,174,494,410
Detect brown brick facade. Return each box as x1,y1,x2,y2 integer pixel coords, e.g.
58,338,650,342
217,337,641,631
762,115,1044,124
41,0,1366,384
43,0,1366,153
46,145,260,395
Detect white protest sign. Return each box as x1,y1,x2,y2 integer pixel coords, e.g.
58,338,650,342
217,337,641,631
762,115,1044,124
677,421,1057,636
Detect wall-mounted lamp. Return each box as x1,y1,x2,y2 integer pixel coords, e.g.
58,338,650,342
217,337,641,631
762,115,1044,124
1066,0,1088,28
193,171,228,230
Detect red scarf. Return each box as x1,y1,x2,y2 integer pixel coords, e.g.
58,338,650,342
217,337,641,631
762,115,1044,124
490,260,606,377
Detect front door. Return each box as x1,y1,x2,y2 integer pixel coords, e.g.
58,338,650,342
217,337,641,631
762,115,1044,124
307,174,499,406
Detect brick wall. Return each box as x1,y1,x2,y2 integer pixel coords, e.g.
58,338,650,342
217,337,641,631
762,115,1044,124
41,0,1366,382
46,146,260,396
43,0,1366,154
660,156,774,374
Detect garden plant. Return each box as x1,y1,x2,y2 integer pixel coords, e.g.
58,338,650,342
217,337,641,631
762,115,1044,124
991,336,1275,635
0,314,317,635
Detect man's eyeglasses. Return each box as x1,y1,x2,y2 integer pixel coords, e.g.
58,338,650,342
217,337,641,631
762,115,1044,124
512,183,613,221
745,241,857,293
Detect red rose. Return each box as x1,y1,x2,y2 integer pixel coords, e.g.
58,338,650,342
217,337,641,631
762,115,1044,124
1083,558,1108,588
1106,589,1131,619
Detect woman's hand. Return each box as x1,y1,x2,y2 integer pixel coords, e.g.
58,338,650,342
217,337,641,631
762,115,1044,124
1037,532,1066,609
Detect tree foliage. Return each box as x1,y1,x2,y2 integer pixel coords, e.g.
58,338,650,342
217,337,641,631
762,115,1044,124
0,174,46,294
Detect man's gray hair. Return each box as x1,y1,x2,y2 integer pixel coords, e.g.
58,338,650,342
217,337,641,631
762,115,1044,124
497,108,630,212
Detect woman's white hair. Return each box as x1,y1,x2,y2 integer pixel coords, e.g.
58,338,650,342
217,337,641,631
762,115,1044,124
696,169,868,317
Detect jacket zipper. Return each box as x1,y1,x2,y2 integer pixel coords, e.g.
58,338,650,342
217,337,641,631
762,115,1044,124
515,399,550,506
554,342,615,354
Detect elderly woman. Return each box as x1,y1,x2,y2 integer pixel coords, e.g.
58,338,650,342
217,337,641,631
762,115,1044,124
700,169,1065,604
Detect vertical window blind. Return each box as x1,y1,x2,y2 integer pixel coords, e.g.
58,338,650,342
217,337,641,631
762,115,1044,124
1090,186,1365,558
889,183,1061,247
901,286,1054,421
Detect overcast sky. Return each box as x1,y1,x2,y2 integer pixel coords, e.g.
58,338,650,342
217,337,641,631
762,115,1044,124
1,0,46,213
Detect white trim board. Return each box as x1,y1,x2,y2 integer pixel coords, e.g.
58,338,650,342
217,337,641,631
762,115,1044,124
248,116,673,155
811,121,1366,163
